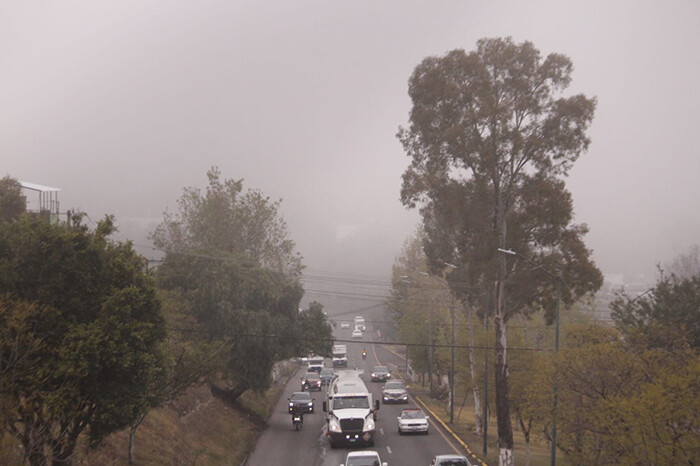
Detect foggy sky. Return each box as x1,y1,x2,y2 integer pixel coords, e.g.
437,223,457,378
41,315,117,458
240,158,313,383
2,0,699,283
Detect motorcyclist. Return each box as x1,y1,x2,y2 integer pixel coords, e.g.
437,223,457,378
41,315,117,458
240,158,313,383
290,404,305,426
362,348,367,360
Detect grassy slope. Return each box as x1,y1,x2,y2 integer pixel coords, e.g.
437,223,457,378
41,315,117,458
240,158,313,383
1,371,290,466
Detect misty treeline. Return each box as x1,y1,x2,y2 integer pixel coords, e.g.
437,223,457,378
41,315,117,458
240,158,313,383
389,232,700,464
394,36,700,465
0,171,332,465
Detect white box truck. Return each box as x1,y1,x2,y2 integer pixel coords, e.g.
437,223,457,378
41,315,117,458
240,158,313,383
332,344,348,368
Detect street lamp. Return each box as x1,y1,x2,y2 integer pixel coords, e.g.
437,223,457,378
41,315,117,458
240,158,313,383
444,263,457,424
418,272,435,397
497,248,561,466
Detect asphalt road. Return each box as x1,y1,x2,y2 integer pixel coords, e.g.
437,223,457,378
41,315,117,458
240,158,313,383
246,324,465,466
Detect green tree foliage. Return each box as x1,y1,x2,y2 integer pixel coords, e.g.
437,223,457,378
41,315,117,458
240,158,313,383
553,324,700,464
152,166,302,277
296,301,333,358
666,245,700,280
611,271,700,349
387,230,465,399
0,216,165,466
398,37,602,463
0,176,26,223
153,168,328,401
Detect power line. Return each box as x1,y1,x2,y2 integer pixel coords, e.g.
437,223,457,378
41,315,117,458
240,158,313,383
164,326,554,353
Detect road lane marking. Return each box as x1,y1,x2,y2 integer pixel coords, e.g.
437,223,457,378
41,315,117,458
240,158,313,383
386,446,392,455
379,428,384,435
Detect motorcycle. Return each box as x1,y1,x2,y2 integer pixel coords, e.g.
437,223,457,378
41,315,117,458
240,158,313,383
292,413,304,431
362,349,367,360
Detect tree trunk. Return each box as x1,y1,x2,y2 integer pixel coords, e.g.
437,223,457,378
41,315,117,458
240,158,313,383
519,416,532,466
129,414,146,465
466,304,483,436
495,207,514,466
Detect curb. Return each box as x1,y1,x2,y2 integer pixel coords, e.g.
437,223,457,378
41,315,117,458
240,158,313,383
378,344,488,466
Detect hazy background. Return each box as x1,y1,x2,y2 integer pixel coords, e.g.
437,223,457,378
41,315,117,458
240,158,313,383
2,0,699,285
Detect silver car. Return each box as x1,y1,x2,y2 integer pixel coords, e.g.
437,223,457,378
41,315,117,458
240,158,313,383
430,455,472,466
382,380,408,403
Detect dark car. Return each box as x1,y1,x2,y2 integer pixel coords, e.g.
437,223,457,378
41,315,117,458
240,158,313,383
430,455,472,466
288,391,314,414
370,366,390,382
319,368,334,385
301,372,322,391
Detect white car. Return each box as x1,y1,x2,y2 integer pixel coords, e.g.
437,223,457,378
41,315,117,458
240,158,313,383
351,328,363,339
341,321,350,329
341,450,388,466
397,408,429,435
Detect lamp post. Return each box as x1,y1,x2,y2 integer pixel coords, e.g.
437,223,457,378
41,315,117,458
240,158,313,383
444,263,457,424
483,285,490,456
419,272,435,397
497,248,561,466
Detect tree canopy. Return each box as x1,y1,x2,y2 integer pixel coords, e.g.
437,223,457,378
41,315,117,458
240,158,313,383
0,215,165,466
0,176,26,223
611,270,700,349
152,166,302,277
398,37,602,464
153,167,328,401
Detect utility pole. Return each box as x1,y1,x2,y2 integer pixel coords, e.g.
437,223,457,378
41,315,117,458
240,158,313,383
550,275,561,466
428,306,434,397
444,263,458,424
450,292,455,423
497,248,562,466
483,290,489,456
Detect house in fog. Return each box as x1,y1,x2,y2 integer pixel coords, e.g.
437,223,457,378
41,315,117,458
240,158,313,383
19,181,62,224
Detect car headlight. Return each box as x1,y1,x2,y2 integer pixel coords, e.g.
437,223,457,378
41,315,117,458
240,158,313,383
365,420,375,431
371,373,376,378
329,420,341,432
307,402,313,406
289,402,294,407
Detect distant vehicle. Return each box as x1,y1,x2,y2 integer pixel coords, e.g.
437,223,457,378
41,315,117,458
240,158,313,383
354,316,366,331
429,455,473,466
308,357,325,373
351,329,363,339
397,408,429,435
288,391,314,414
333,344,348,368
341,321,350,329
320,368,335,385
301,372,322,391
382,380,408,404
370,366,390,382
341,450,388,466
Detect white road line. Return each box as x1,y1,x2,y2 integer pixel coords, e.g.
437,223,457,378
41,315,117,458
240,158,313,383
379,428,384,435
386,446,392,455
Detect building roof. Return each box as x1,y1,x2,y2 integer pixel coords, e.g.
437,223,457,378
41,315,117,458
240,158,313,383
19,181,61,192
